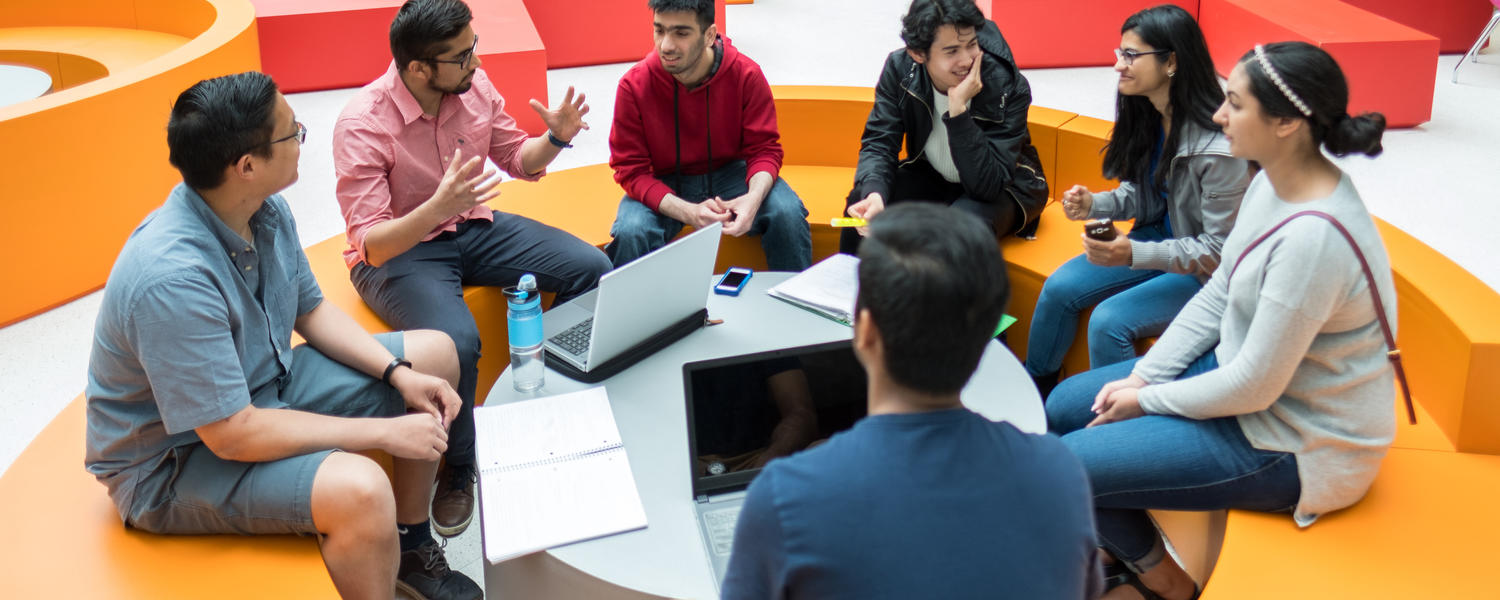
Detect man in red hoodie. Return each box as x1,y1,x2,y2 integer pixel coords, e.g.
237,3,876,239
606,0,811,271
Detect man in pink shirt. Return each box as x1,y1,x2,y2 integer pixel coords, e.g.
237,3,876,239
333,0,611,538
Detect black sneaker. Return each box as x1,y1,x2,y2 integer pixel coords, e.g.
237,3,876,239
395,538,482,600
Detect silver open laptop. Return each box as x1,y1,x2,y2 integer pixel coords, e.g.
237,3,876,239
682,340,868,589
542,223,721,377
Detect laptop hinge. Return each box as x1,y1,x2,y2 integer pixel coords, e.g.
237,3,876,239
695,494,709,504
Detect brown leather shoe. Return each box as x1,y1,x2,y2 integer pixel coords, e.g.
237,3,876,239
431,462,475,537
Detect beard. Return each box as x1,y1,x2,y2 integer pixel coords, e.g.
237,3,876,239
430,71,475,95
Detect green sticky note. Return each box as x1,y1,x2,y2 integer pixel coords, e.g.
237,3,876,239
994,314,1017,337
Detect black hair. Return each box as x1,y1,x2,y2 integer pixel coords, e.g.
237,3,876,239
1238,41,1384,157
167,71,280,191
648,0,714,31
900,0,986,54
1102,4,1223,187
389,0,473,72
855,203,1009,395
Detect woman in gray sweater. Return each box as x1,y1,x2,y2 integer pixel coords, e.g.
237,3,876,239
1024,6,1249,398
1045,42,1395,600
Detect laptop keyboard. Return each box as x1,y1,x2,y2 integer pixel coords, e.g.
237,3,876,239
549,318,593,356
702,505,743,556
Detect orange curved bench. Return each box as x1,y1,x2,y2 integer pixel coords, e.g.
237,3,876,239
1199,218,1500,598
0,395,338,598
6,85,1496,598
0,0,262,328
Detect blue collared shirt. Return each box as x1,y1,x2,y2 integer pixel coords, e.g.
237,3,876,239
85,183,323,519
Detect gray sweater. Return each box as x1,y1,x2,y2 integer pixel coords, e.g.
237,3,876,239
1089,121,1249,280
1133,170,1396,526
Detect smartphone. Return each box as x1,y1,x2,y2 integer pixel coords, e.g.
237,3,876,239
1084,218,1118,241
714,267,753,296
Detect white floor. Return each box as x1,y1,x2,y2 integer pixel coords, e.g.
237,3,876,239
2,0,1498,591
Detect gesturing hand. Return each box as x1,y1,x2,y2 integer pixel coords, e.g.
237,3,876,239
431,149,501,219
529,86,590,143
1061,185,1094,221
948,52,983,117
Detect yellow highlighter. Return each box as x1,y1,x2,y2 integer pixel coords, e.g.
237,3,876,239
830,217,867,228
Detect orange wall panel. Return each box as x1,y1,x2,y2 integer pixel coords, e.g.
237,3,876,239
0,0,138,28
0,0,262,327
1054,115,1117,197
55,51,108,87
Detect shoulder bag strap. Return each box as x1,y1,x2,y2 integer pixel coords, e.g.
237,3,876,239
1228,210,1416,425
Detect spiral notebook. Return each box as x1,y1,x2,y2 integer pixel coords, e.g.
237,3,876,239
766,253,860,325
473,386,648,564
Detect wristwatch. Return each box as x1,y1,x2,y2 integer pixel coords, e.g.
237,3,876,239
382,357,413,387
546,130,573,149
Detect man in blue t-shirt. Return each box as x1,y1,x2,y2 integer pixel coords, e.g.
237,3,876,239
720,202,1103,599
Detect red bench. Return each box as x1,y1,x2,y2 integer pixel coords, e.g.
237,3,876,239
250,0,549,134
1341,0,1496,53
521,0,727,69
1199,0,1440,128
976,1,1200,68
250,0,402,93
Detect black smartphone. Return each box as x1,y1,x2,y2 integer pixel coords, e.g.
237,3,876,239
1084,218,1118,241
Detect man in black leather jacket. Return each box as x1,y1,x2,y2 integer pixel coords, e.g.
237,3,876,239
842,0,1048,253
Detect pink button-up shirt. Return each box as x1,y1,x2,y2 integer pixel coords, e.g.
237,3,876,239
333,63,541,267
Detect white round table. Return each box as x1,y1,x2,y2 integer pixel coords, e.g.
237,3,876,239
0,65,54,108
482,272,1044,599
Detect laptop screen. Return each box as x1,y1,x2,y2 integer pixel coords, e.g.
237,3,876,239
684,340,869,497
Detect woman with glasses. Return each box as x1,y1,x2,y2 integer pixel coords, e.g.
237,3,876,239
1024,5,1248,398
1046,41,1396,600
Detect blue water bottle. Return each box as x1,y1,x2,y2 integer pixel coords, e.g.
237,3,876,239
505,273,545,392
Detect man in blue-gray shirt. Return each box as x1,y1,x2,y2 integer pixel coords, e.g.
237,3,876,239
721,203,1103,599
85,72,480,600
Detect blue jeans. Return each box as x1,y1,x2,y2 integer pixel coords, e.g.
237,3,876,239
1024,222,1201,376
1046,354,1301,573
606,161,811,271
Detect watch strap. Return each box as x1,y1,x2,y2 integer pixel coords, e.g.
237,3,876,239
382,357,413,387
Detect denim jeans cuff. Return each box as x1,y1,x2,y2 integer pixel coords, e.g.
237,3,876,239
1123,537,1168,575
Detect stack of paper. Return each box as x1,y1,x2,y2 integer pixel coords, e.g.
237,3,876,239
474,386,648,563
766,253,860,325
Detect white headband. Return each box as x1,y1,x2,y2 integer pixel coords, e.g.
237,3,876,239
1253,44,1313,118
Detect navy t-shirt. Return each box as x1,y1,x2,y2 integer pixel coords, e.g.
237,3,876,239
720,408,1102,600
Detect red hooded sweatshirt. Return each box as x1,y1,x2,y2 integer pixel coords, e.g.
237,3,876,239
609,36,783,212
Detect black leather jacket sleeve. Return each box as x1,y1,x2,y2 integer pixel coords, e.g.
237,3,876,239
943,62,1034,204
852,53,908,202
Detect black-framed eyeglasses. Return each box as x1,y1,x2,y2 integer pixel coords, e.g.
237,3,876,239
269,121,306,146
1114,48,1171,66
426,35,479,69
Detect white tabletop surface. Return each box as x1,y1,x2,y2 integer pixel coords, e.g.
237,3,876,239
482,272,1044,599
0,65,54,108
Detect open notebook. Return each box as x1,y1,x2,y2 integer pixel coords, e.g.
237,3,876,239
766,253,860,325
473,386,648,564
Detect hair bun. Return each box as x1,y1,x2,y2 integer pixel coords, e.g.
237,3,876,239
1324,112,1385,158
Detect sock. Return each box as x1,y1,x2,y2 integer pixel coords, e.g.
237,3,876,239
398,520,432,553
